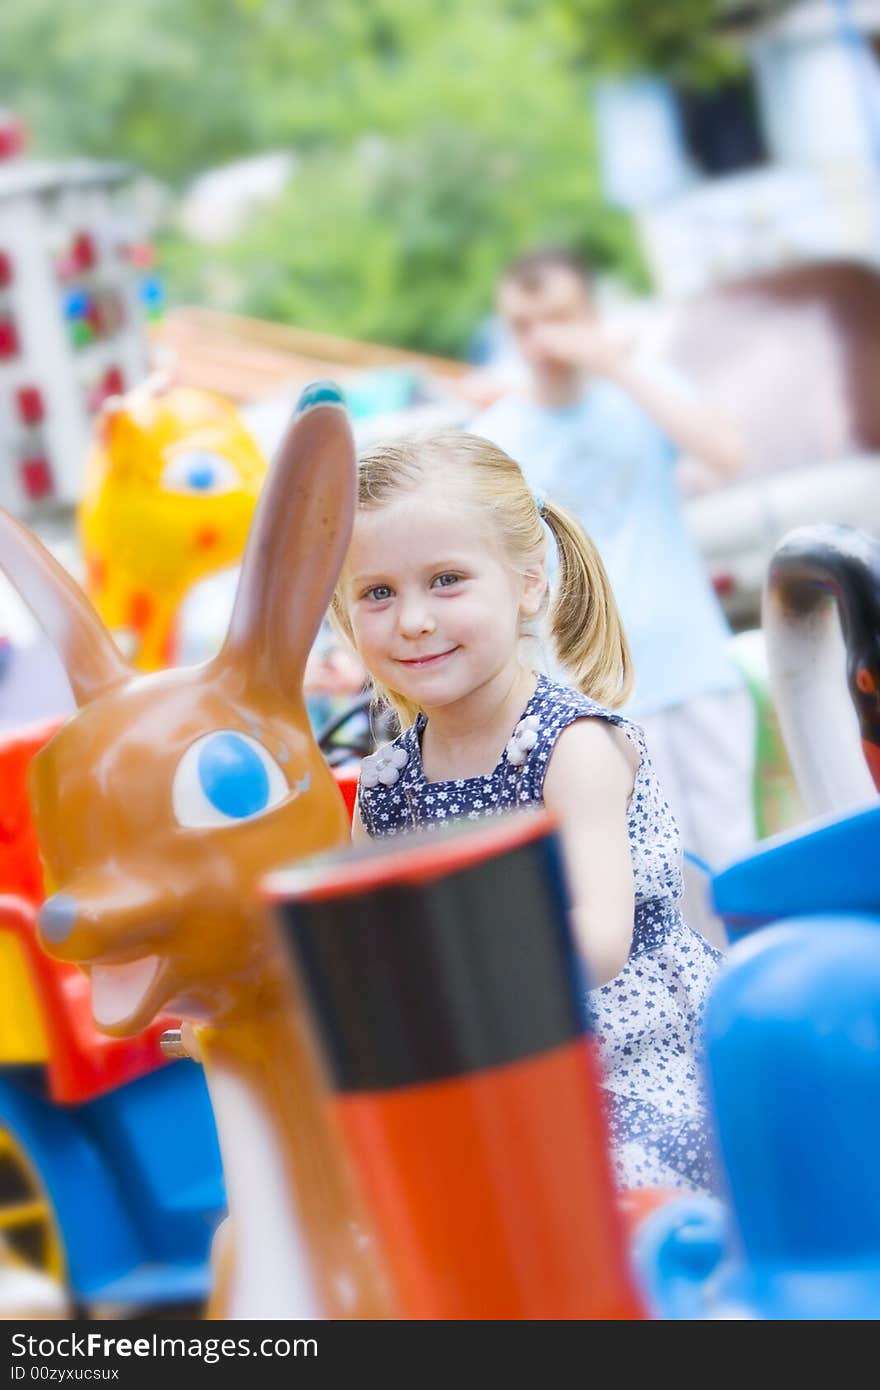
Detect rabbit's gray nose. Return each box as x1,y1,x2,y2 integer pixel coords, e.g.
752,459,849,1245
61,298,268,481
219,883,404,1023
39,893,79,944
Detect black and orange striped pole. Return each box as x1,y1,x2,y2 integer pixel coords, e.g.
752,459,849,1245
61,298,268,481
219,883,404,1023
266,811,644,1320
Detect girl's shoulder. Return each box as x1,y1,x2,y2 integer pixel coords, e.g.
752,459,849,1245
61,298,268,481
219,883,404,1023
530,675,641,742
523,676,645,796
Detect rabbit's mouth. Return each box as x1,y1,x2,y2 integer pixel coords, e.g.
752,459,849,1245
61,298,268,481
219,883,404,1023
90,956,161,1029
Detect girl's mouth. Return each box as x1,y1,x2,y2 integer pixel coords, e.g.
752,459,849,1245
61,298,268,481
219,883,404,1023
397,647,458,669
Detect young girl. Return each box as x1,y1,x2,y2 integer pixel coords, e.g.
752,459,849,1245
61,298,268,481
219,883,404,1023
331,433,721,1194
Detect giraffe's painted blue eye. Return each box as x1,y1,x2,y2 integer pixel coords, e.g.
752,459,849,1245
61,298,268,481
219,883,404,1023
160,450,239,496
172,731,289,828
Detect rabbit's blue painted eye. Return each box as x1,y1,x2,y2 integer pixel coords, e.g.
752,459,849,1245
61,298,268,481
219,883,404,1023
172,731,290,828
199,734,269,817
160,450,239,497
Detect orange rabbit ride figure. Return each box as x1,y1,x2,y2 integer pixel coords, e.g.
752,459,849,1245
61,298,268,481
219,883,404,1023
0,382,391,1321
79,383,267,671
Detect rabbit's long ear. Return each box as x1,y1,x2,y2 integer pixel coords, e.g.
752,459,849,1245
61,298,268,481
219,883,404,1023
0,510,130,706
215,383,355,695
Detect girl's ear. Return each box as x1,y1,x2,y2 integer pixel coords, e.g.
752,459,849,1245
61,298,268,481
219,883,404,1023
519,561,548,620
214,383,356,697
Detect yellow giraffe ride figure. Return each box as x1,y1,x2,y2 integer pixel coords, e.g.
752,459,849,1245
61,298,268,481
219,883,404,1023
79,385,267,671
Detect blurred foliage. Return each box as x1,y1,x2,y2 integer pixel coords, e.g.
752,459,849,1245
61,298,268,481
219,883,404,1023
161,125,644,357
555,0,745,85
2,0,656,354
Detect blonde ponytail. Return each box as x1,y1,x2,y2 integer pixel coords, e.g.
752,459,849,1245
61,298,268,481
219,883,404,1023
542,498,633,708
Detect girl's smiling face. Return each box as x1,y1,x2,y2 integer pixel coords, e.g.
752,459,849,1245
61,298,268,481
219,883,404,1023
344,490,545,715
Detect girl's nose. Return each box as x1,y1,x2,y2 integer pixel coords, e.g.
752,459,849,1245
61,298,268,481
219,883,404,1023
39,892,79,944
397,598,435,637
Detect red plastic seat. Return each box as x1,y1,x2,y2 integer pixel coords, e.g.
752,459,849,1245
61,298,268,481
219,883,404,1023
0,718,61,904
332,766,359,823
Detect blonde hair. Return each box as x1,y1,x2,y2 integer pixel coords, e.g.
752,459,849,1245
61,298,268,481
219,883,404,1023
331,433,633,727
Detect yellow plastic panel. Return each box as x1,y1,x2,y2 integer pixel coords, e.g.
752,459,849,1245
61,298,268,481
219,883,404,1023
0,935,48,1062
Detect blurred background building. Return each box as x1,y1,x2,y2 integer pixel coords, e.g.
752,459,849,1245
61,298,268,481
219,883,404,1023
0,133,159,517
596,1,880,294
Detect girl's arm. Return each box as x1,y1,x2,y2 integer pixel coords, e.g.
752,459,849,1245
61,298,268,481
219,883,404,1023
352,800,371,844
542,718,638,988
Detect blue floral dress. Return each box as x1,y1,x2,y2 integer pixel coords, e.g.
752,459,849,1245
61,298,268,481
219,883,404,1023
357,674,722,1194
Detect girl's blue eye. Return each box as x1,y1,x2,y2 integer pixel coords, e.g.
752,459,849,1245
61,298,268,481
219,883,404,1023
434,573,460,588
172,731,290,828
367,585,392,601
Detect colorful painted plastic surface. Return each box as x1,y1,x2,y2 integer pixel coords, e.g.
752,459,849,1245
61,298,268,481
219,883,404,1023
0,730,223,1309
716,524,880,937
269,811,645,1320
639,917,880,1319
0,1051,224,1308
78,384,267,670
764,523,880,816
631,1194,728,1320
712,802,880,938
0,722,176,1099
0,381,391,1321
616,1187,686,1244
727,630,805,840
0,719,60,904
644,526,880,1318
0,725,54,1063
0,895,174,1102
331,767,359,821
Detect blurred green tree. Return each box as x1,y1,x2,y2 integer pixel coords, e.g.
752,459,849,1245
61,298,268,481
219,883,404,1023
1,0,645,354
555,0,744,85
